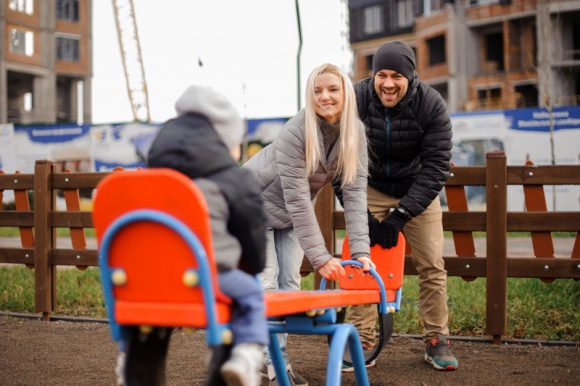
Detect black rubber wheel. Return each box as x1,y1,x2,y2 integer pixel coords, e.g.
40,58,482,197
124,326,172,386
327,306,394,367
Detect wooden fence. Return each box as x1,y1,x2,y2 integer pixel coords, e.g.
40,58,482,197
311,151,580,343
0,152,579,343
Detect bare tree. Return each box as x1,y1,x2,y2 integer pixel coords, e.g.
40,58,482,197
536,0,557,210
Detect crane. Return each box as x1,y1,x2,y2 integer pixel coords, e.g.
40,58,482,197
111,0,151,122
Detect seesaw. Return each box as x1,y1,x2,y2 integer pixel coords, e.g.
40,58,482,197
322,235,405,368
93,168,405,386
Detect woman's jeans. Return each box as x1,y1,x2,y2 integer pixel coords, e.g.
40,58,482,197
259,226,304,368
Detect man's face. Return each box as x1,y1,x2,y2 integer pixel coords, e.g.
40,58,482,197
374,69,409,108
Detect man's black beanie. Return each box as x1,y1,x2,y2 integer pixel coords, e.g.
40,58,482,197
372,41,416,81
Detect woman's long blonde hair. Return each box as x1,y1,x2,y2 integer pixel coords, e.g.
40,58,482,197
304,63,362,187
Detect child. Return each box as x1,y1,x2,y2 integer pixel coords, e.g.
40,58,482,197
119,85,269,386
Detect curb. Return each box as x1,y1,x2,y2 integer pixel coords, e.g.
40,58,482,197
0,311,108,324
390,333,579,347
2,311,577,347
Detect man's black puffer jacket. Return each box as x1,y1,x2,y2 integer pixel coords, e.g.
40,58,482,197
354,74,452,217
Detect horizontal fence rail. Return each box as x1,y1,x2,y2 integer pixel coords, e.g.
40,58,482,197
1,153,579,343
308,151,580,344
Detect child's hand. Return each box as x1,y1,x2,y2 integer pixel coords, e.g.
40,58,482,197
318,258,346,281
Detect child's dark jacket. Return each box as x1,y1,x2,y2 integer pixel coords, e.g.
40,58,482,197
148,112,266,274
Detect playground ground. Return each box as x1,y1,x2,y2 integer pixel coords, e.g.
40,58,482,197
1,315,578,386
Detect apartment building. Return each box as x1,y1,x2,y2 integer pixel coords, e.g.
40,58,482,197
349,0,580,112
0,0,92,124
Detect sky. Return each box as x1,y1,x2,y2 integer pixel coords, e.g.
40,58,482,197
92,0,352,124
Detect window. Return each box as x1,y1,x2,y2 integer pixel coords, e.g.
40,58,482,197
477,88,502,109
24,92,33,112
10,28,34,56
470,0,500,6
365,54,374,73
485,32,504,71
56,36,80,62
423,0,444,17
363,5,383,35
9,0,33,14
397,0,414,28
56,0,80,22
514,85,538,108
427,35,446,65
430,0,445,12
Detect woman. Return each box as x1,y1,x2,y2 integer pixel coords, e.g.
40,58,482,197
243,63,374,386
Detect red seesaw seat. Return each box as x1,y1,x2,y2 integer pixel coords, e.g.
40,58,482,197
94,168,405,329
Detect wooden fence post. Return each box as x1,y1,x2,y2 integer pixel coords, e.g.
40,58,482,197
485,151,507,344
444,163,477,281
63,168,88,270
313,184,335,289
522,160,556,283
34,160,57,320
14,171,35,269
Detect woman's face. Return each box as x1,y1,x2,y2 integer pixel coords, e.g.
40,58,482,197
313,72,344,125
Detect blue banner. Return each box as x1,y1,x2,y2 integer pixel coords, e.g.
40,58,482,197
503,106,580,132
15,124,92,143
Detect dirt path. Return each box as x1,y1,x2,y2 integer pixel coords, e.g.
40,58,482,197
1,316,578,385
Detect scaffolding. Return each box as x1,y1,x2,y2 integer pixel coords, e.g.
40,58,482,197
111,0,151,122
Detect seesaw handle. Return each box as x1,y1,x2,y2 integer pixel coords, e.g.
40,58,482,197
319,260,388,315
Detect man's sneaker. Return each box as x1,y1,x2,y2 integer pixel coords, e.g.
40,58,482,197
424,333,458,371
341,359,376,373
341,342,376,373
220,343,263,386
260,363,308,386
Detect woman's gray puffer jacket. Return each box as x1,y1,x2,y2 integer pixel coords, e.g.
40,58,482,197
243,109,369,269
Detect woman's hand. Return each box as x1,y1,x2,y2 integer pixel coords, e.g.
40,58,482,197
355,256,375,272
318,258,346,281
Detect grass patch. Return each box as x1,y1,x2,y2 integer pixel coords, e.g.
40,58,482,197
300,273,579,341
1,227,572,239
0,227,96,237
0,266,106,317
1,267,578,341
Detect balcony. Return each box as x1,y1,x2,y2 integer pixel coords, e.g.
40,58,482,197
465,94,579,112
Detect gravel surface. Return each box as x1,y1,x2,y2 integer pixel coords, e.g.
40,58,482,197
1,315,578,385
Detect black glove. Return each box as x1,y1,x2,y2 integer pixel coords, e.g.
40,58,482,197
367,211,381,246
377,209,410,249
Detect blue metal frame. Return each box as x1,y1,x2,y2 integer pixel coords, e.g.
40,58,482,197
267,310,369,386
266,259,401,386
100,210,373,385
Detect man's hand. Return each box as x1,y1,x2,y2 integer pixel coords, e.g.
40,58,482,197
378,209,409,249
368,211,381,246
318,258,346,281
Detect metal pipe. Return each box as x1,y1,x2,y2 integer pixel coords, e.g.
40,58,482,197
295,0,303,112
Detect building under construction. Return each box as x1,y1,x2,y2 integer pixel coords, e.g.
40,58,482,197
2,0,579,126
349,0,580,113
1,0,93,124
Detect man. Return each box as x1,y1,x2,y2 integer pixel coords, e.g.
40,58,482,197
342,40,458,372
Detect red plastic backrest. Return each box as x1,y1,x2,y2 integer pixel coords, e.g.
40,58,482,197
340,234,405,291
93,169,217,303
